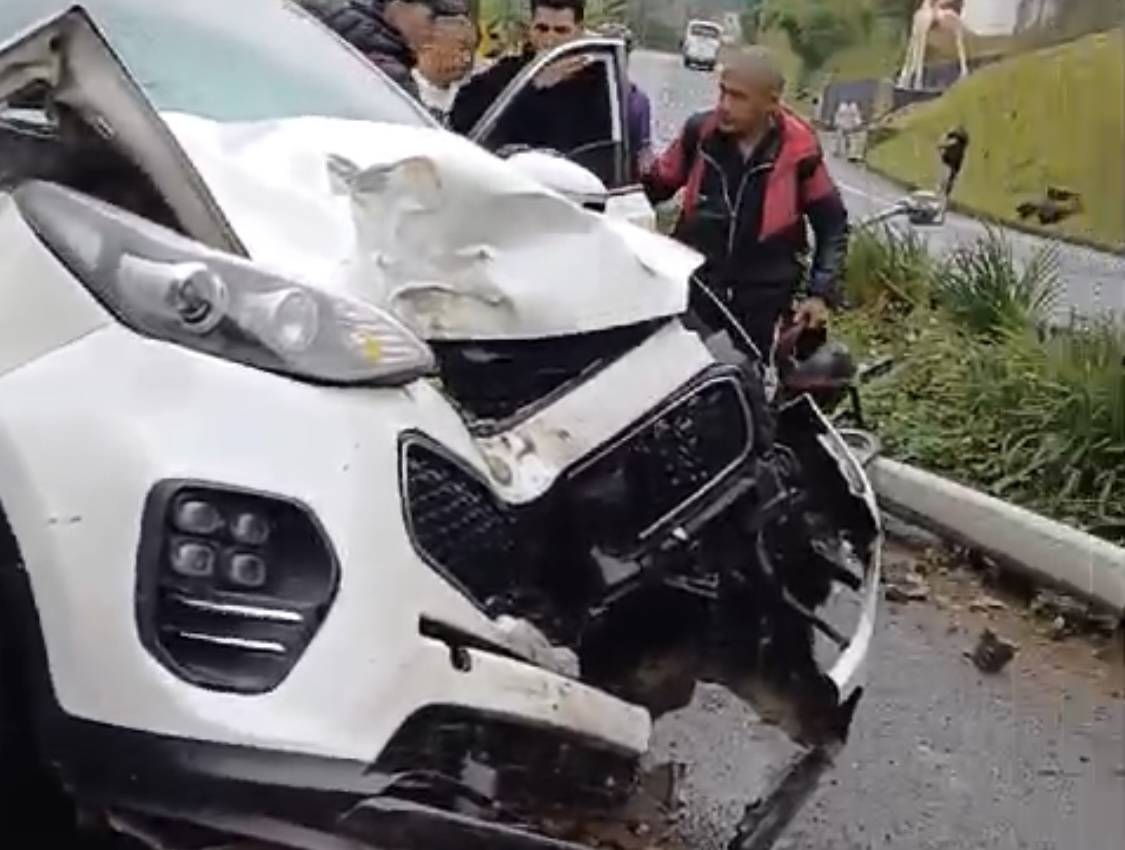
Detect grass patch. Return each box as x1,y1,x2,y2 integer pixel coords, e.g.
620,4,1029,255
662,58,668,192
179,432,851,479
838,225,1125,542
866,28,1125,251
654,198,1124,538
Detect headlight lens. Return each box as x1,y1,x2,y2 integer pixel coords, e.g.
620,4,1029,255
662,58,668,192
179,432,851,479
15,181,434,385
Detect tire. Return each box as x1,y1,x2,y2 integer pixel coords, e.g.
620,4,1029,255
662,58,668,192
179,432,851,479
0,561,77,842
0,528,142,850
0,620,49,839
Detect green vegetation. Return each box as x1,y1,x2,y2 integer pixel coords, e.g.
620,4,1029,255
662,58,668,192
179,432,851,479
866,29,1125,250
838,225,1125,542
759,0,906,87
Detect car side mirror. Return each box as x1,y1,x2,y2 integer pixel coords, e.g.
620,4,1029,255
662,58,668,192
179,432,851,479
505,148,609,212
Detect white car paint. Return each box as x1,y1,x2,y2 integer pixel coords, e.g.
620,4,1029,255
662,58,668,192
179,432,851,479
0,208,654,757
682,20,723,68
163,112,691,340
0,0,879,811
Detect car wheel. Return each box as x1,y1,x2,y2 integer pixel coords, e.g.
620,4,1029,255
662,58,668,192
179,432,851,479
0,633,44,839
0,577,77,843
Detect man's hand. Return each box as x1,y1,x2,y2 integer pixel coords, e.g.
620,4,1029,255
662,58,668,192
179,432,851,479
533,55,591,89
637,146,655,174
794,296,830,328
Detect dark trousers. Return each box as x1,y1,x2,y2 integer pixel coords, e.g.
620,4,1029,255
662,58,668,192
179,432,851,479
938,162,963,198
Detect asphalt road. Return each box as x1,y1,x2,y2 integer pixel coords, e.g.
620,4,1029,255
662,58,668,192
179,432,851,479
632,50,1125,850
631,50,1125,324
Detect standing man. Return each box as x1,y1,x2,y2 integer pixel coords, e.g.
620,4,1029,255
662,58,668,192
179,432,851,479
642,46,850,357
301,0,443,98
620,26,654,177
936,125,969,197
594,22,653,177
448,0,609,156
413,12,478,123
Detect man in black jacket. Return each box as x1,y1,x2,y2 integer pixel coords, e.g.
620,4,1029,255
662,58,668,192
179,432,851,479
448,0,611,164
643,46,850,357
302,0,445,98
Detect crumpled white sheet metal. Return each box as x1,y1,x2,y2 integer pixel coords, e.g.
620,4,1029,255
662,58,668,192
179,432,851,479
163,113,703,340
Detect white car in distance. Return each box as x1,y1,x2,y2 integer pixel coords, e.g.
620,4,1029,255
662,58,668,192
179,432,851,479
681,19,724,71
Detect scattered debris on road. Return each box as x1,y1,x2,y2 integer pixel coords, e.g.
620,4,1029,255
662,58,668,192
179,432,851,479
882,540,1124,695
883,568,930,603
967,628,1018,674
539,762,688,849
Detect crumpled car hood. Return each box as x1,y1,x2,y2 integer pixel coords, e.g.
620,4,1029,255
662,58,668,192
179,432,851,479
162,113,703,339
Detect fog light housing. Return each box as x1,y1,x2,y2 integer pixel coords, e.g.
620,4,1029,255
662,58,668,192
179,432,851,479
136,481,339,694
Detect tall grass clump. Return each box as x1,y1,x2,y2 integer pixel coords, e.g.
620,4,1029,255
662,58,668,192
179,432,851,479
844,224,935,314
839,226,1125,542
933,227,1061,338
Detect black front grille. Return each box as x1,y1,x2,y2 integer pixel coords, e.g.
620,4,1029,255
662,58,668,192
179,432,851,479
402,440,522,604
566,375,753,548
403,375,754,604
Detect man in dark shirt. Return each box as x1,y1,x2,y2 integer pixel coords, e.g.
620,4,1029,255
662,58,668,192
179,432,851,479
643,46,850,357
448,0,611,163
937,125,969,198
301,0,445,98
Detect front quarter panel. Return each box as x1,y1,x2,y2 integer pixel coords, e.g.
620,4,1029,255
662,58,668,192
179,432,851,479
0,193,111,377
606,189,656,230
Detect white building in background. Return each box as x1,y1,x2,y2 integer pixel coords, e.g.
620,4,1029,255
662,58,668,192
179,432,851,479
961,0,1057,36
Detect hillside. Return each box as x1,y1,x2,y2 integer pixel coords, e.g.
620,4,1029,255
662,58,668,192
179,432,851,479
866,28,1124,249
755,0,1124,90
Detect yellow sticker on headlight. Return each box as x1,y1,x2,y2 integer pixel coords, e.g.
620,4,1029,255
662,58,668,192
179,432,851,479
357,335,383,362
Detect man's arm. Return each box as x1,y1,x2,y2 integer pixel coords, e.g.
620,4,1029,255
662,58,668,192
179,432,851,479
635,88,654,169
448,58,523,135
641,114,700,205
798,149,850,306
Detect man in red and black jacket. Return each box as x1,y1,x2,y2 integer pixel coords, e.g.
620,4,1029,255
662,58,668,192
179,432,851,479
643,46,850,357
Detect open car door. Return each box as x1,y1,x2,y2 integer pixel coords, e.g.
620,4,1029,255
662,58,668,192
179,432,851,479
467,37,656,230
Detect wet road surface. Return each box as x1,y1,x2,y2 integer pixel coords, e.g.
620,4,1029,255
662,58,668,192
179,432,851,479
631,50,1125,324
648,541,1125,850
632,50,1125,850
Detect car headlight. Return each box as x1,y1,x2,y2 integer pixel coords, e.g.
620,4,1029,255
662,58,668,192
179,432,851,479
14,180,434,385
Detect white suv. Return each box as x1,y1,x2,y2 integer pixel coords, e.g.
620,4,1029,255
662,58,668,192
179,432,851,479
681,19,723,71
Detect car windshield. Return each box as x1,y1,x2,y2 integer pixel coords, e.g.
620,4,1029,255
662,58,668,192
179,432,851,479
688,23,721,39
0,0,434,127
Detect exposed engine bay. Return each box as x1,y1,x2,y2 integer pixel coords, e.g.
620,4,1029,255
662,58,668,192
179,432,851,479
0,86,184,232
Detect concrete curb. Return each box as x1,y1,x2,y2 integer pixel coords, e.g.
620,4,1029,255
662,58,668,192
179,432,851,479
868,457,1125,618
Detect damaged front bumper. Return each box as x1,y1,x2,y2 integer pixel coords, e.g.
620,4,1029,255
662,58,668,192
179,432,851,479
95,727,853,850
17,325,879,850
83,390,881,850
97,739,854,850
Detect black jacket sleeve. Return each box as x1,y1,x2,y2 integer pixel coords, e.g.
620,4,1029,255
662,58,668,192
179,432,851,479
448,58,525,135
797,153,850,306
